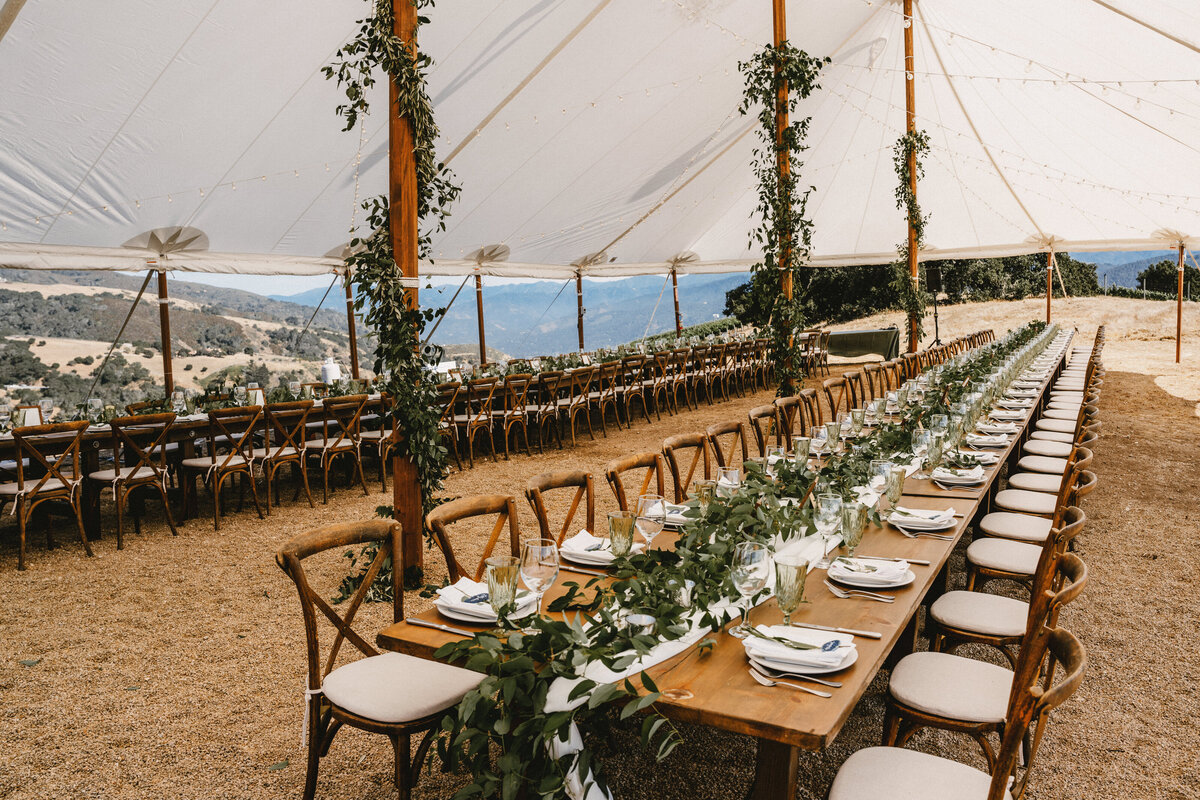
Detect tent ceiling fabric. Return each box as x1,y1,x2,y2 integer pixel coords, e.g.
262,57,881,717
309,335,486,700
1,0,1198,278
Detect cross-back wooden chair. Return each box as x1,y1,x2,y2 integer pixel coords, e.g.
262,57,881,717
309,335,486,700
816,330,831,376
359,393,397,490
255,400,315,512
644,352,674,419
86,412,179,548
454,377,500,466
932,506,1086,668
588,362,621,437
306,393,370,504
527,371,563,453
2,420,91,569
426,494,522,582
842,370,868,409
492,374,533,459
821,376,853,422
746,404,779,457
706,420,749,470
832,625,1086,800
180,405,264,530
557,366,594,447
668,348,695,411
860,363,884,400
276,519,481,800
603,452,666,511
883,544,1087,772
774,395,808,441
616,355,653,427
799,388,823,428
434,382,463,470
687,345,711,404
524,470,595,545
662,433,710,504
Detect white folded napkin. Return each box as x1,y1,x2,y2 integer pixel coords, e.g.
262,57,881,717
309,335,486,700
663,503,691,526
977,421,1018,434
560,530,644,565
989,409,1027,421
888,505,955,529
956,449,999,465
965,432,1007,447
743,624,853,668
931,465,985,484
828,557,910,586
997,398,1033,408
434,577,537,620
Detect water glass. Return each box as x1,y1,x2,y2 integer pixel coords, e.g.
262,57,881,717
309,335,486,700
520,539,559,612
869,459,893,494
791,435,811,462
0,402,11,432
840,501,867,557
824,421,841,454
885,465,906,510
233,385,248,405
850,408,865,435
38,397,54,422
926,432,946,472
911,429,931,459
717,466,741,497
930,414,948,433
88,397,105,423
171,390,187,414
773,553,808,627
608,511,636,556
837,412,853,439
729,541,770,638
635,494,666,549
811,428,828,456
485,555,521,621
813,493,843,569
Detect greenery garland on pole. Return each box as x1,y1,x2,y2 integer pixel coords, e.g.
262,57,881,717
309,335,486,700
737,44,828,396
890,129,931,351
324,0,456,593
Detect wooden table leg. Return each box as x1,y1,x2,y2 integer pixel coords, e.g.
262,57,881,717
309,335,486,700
885,612,920,670
83,441,102,540
747,738,798,800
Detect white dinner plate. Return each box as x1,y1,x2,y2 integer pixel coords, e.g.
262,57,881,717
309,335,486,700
829,569,916,590
435,599,536,624
748,648,859,676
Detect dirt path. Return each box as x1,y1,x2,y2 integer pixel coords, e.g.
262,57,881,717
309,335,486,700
1,324,1196,799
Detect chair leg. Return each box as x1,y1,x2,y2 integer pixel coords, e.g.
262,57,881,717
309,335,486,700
882,702,901,746
212,473,224,531
391,733,412,800
302,707,323,800
322,455,330,504
17,500,28,570
354,456,369,497
157,482,180,536
246,469,265,519
115,487,126,550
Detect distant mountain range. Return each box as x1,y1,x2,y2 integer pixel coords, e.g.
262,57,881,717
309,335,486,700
273,273,751,358
1070,250,1179,290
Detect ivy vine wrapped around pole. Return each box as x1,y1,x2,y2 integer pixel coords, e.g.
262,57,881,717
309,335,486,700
738,43,828,396
890,129,931,352
324,0,457,590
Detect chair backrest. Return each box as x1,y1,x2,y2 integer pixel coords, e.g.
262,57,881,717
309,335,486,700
530,371,563,415
861,364,883,399
524,470,595,545
565,367,594,408
263,400,314,458
319,393,369,448
204,405,262,468
746,404,779,457
500,374,533,414
275,519,402,690
108,412,176,479
619,355,647,392
604,452,666,511
706,420,748,469
822,376,851,420
426,494,522,582
662,433,710,503
842,371,867,408
11,420,88,493
436,382,461,426
989,627,1087,800
774,395,806,440
466,377,500,423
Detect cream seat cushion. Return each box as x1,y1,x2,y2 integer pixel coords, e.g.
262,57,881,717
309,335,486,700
1017,455,1069,474
1042,408,1078,420
87,466,158,482
1035,418,1076,433
931,591,1029,638
890,652,1013,723
1030,430,1074,443
995,488,1057,515
0,478,75,495
1005,472,1062,493
979,511,1052,542
251,446,299,459
829,746,1011,800
321,651,482,724
968,537,1041,575
359,429,394,440
181,455,248,469
1022,440,1071,458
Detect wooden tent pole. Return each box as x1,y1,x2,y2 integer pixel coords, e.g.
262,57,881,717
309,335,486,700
475,273,487,365
771,0,798,386
1178,244,1185,363
390,0,422,573
1046,250,1054,324
671,267,682,335
344,274,360,380
576,271,585,351
903,0,920,352
156,269,174,394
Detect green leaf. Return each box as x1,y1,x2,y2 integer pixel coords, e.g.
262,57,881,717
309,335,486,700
18,659,40,667
267,760,288,771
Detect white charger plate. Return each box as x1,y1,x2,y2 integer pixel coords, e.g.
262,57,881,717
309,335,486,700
829,568,916,590
747,648,858,676
435,597,537,624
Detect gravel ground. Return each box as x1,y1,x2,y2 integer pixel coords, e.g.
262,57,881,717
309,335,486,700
2,309,1196,799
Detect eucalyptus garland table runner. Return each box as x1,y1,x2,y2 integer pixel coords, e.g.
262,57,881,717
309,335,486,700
378,322,1064,800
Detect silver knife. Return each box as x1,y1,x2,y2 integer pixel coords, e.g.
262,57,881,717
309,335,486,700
790,621,883,640
406,618,475,637
856,555,932,566
560,565,606,577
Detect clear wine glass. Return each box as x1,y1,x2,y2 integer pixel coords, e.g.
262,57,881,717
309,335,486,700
520,538,559,616
233,385,247,405
813,493,843,569
38,397,54,423
635,494,666,550
88,397,104,423
729,541,770,638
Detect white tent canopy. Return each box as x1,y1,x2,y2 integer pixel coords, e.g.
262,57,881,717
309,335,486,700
1,0,1198,279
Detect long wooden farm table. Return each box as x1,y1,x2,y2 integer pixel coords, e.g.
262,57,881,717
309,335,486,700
376,341,1068,799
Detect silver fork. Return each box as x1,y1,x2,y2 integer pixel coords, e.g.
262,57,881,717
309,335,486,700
748,667,832,698
893,525,954,541
750,661,842,688
823,579,895,603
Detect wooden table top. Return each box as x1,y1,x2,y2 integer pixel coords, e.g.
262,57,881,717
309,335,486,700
376,340,1066,751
